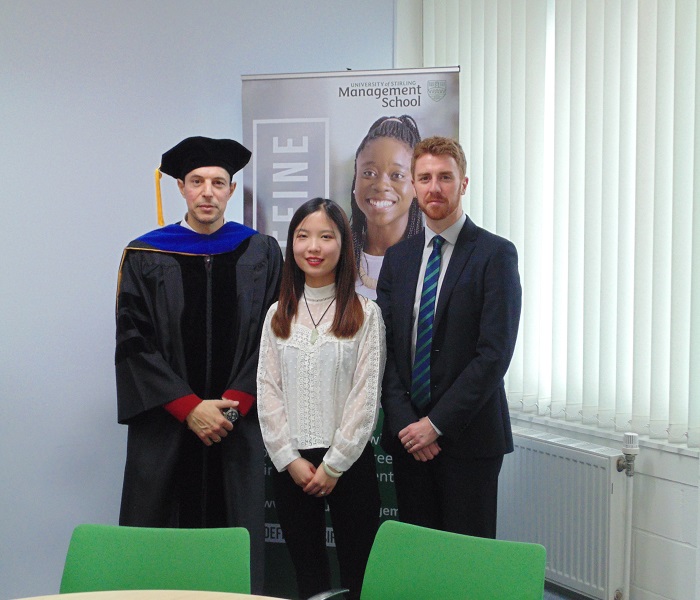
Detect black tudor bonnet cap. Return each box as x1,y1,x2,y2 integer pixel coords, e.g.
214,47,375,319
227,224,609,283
160,136,252,181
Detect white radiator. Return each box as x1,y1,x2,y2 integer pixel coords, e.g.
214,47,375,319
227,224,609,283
497,426,628,600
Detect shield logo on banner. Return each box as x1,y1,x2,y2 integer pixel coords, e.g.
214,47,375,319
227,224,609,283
428,80,447,102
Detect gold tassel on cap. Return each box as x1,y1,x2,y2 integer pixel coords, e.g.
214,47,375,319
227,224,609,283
155,168,164,226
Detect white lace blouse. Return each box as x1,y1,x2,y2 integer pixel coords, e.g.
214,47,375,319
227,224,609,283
257,283,386,474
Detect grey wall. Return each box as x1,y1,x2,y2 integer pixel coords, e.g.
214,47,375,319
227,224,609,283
0,2,395,597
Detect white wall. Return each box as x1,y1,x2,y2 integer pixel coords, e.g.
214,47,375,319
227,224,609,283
630,444,698,600
0,2,395,597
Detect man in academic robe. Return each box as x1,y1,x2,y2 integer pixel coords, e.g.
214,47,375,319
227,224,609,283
116,137,282,593
377,136,521,538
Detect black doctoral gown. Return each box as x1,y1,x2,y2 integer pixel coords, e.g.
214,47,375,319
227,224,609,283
115,222,282,593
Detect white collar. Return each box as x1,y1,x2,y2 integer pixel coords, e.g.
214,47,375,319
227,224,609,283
304,282,336,301
424,213,466,248
180,215,225,232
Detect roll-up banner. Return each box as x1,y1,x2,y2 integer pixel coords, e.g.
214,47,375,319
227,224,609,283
242,67,459,597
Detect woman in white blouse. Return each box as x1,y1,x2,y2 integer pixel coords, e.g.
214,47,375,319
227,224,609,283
257,198,386,600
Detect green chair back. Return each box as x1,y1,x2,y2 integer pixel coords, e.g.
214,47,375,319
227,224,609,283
59,524,250,594
361,520,546,600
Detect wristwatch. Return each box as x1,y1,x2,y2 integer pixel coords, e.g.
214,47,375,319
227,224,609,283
222,408,240,424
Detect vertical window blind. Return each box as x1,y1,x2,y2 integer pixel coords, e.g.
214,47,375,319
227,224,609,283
397,0,699,447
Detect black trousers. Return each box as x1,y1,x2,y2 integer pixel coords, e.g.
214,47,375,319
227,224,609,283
272,444,380,600
392,450,504,538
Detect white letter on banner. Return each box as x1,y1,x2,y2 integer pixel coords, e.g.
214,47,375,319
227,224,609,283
272,206,294,222
273,163,308,182
273,137,309,153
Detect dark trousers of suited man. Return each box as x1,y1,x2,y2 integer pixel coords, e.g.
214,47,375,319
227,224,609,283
377,136,521,538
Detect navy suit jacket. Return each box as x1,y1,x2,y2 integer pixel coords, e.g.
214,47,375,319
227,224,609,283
376,215,521,459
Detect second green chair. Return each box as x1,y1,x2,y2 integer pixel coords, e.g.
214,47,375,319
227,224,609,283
313,519,546,600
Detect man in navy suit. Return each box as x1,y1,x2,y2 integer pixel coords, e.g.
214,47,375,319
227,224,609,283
376,136,521,538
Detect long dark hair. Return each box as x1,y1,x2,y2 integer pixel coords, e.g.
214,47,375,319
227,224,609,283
350,115,423,272
272,198,363,339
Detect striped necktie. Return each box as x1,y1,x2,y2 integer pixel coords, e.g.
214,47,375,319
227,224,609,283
411,235,445,408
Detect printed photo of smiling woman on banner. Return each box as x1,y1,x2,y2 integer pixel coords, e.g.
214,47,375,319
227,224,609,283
242,66,459,598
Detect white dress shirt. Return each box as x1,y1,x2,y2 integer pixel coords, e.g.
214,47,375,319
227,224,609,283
410,214,466,436
411,213,467,359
